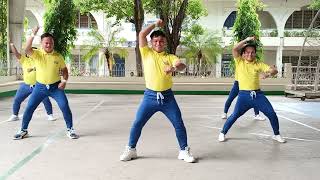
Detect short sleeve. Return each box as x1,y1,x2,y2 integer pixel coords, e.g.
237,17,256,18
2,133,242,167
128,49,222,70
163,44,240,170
29,49,41,62
139,45,152,60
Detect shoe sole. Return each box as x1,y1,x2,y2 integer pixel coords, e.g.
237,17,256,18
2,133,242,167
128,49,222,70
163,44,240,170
67,135,79,139
272,137,286,143
120,156,137,161
178,157,196,163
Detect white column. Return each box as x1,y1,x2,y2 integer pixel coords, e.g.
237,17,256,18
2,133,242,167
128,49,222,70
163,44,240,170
9,0,26,76
98,50,108,77
276,37,284,77
215,54,222,78
125,48,137,77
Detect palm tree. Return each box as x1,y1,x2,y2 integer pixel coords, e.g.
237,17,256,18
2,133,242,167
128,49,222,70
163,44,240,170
181,24,222,77
82,20,128,76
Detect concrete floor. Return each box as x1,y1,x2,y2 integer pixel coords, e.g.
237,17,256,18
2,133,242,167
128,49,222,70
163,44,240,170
0,94,319,180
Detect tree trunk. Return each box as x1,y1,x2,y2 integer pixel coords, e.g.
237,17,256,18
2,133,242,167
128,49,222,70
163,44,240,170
159,0,188,54
134,0,144,76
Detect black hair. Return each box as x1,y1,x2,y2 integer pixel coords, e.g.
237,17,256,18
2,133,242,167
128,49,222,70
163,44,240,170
40,33,54,40
150,30,166,39
240,44,256,55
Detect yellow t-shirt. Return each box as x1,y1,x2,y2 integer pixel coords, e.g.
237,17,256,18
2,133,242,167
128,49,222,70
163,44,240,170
20,55,36,85
140,46,179,91
30,49,66,85
235,57,270,90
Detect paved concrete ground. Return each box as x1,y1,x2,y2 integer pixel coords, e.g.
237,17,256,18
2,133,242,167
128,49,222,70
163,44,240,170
0,94,319,180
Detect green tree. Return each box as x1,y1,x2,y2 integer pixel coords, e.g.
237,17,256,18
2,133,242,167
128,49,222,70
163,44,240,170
73,0,207,75
74,0,144,76
0,0,7,70
310,0,320,9
181,24,222,76
233,0,264,61
43,0,77,60
147,0,207,54
81,21,128,77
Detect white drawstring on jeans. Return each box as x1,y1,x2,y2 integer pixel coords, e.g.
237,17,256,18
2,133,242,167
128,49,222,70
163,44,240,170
30,85,34,89
156,92,164,105
250,91,257,99
46,84,50,90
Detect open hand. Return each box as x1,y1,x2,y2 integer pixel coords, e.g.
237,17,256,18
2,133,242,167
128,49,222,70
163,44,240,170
32,26,40,35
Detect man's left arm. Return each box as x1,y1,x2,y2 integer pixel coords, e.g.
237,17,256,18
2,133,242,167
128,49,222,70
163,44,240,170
173,60,186,71
58,56,69,89
261,64,278,79
58,67,68,89
164,59,186,74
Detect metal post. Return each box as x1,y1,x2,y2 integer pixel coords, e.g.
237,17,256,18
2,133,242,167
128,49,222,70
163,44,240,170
315,59,320,91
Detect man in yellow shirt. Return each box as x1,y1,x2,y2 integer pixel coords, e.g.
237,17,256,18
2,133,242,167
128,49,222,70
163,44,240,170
8,43,56,122
13,27,78,140
120,20,195,163
218,36,286,143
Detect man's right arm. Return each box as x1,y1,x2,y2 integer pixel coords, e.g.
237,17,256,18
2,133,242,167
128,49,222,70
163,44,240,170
25,26,39,56
138,19,163,47
10,43,21,60
232,36,255,58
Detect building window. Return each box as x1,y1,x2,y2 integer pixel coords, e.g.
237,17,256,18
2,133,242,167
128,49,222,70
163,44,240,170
221,54,233,77
285,10,320,29
224,11,237,29
282,56,318,66
75,12,98,29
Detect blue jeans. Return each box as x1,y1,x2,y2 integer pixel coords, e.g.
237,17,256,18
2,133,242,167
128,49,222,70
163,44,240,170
128,89,188,150
224,81,259,115
13,83,52,115
221,90,280,135
21,81,73,130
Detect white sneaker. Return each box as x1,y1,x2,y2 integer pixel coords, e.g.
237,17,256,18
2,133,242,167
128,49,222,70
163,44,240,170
218,133,226,142
120,146,137,161
254,114,266,121
272,135,286,143
47,114,57,121
178,147,196,163
66,128,79,139
7,115,20,121
13,129,28,140
221,113,227,119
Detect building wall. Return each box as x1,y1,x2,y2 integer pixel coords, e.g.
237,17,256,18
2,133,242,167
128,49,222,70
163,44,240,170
18,0,318,78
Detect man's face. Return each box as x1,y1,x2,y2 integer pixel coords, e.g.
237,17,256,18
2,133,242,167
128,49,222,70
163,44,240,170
242,46,256,62
151,36,166,53
41,37,54,53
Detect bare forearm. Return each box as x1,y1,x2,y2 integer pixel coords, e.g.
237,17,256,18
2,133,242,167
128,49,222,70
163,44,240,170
139,20,163,47
25,35,35,55
269,68,278,76
175,62,186,71
10,43,21,59
233,37,255,58
26,26,39,55
140,24,156,38
62,68,69,80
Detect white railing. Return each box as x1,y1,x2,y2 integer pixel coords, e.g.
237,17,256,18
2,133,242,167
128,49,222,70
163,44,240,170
70,63,219,78
291,65,320,91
